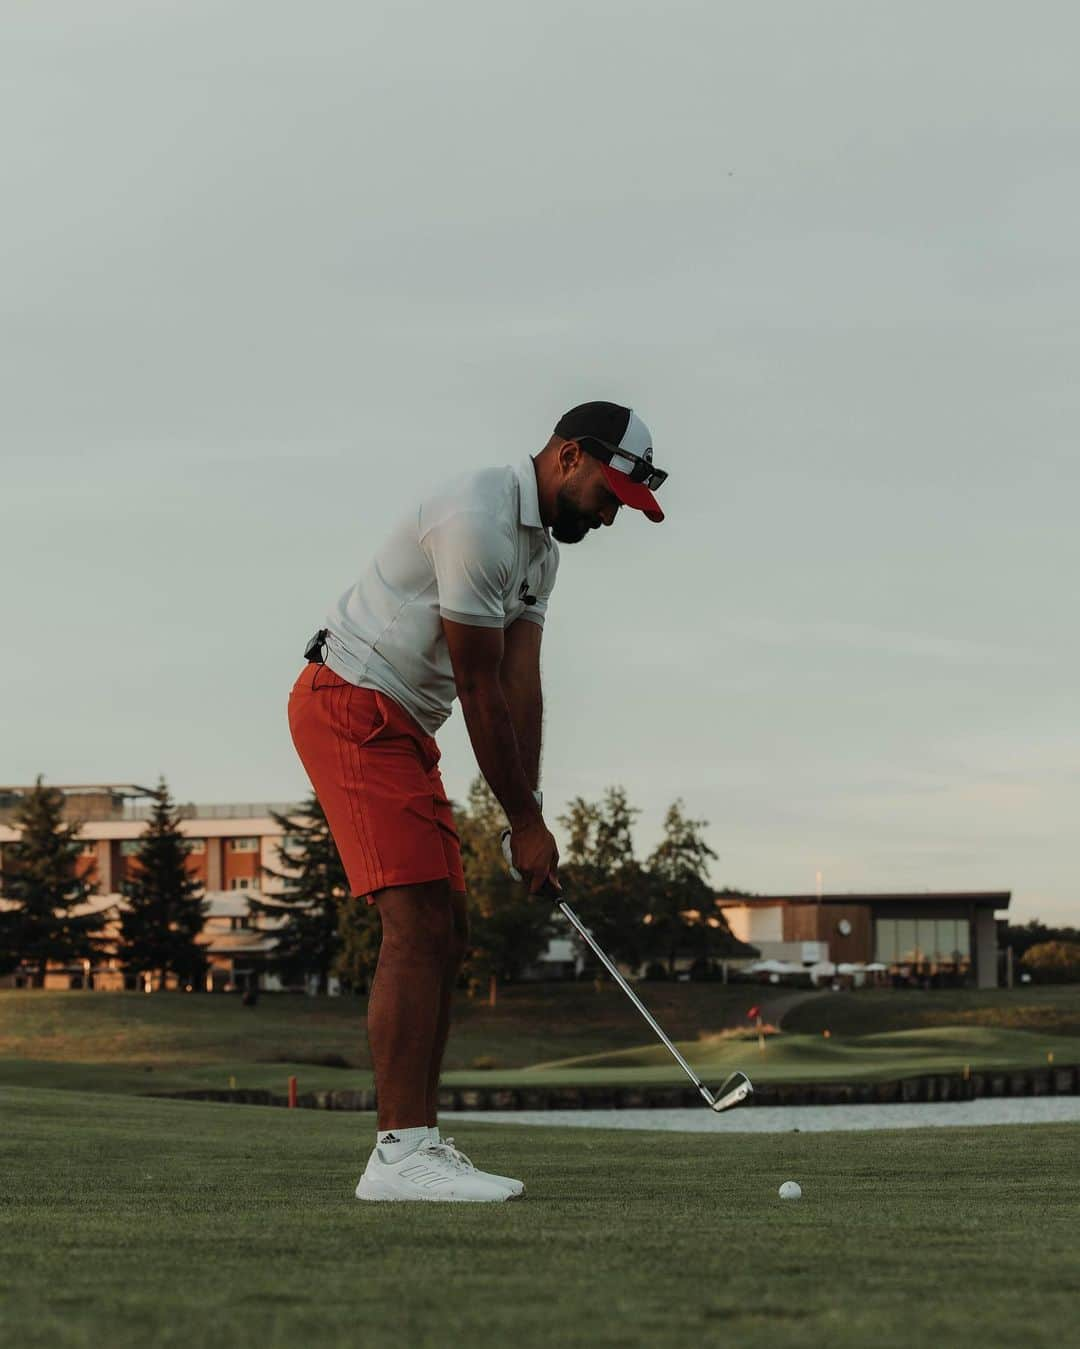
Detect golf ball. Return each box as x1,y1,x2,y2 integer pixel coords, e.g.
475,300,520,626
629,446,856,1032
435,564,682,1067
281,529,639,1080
778,1181,802,1200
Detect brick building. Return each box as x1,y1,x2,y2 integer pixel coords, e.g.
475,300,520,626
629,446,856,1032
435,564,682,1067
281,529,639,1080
0,783,303,992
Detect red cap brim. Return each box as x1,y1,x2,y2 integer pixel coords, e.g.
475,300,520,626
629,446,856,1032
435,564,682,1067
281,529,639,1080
600,464,665,523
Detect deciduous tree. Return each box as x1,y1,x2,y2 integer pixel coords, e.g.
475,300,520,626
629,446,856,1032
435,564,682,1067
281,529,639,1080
645,800,749,975
557,787,652,970
1021,941,1080,984
459,776,556,983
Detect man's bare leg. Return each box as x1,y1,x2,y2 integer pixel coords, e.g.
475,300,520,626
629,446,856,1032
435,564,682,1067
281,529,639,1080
425,890,469,1127
368,880,452,1130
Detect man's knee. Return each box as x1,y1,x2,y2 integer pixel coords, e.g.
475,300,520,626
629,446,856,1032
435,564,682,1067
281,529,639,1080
375,880,454,964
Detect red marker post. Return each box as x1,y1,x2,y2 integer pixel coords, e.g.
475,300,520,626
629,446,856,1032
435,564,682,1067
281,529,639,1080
287,1075,298,1109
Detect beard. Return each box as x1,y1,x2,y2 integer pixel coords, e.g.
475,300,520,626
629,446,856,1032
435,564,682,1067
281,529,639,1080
550,486,600,544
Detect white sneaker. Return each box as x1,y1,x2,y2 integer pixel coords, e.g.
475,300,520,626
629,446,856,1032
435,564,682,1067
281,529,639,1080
355,1139,514,1203
431,1136,525,1199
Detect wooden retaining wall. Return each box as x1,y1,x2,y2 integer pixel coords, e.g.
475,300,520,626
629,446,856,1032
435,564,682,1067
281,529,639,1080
153,1063,1080,1112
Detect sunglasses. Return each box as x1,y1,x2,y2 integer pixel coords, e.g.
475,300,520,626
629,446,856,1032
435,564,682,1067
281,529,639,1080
576,436,669,492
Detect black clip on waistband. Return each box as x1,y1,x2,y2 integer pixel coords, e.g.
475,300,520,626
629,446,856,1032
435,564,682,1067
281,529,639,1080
304,628,328,664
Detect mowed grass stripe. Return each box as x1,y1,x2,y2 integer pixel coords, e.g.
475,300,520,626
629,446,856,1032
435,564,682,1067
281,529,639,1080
1,1087,1078,1348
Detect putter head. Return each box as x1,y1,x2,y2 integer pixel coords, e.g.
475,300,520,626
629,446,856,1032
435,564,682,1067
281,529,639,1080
711,1070,754,1113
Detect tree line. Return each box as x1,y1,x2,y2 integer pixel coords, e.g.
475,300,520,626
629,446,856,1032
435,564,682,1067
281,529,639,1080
0,774,751,991
279,777,752,992
0,775,207,987
1003,920,1080,984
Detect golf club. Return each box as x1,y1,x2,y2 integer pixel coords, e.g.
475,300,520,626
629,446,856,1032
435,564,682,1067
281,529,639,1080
535,877,754,1113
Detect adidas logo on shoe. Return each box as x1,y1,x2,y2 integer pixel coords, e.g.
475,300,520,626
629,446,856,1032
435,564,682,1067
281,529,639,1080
379,1132,401,1144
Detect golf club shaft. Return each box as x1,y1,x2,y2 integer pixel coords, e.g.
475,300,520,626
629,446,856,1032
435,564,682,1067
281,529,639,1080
555,897,715,1108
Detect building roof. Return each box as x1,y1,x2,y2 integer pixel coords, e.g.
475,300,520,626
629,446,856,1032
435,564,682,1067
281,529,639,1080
199,930,278,955
0,783,306,827
0,783,158,795
715,891,1011,910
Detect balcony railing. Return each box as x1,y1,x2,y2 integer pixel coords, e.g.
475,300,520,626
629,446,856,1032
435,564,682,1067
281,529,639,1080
0,801,308,825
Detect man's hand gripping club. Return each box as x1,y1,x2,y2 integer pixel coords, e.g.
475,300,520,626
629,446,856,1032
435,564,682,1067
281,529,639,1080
501,807,561,896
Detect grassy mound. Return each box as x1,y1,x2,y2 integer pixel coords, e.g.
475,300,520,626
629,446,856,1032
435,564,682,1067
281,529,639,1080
529,1024,1080,1084
783,986,1080,1037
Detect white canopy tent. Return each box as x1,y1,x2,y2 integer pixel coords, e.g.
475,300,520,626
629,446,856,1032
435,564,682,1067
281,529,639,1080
746,959,806,976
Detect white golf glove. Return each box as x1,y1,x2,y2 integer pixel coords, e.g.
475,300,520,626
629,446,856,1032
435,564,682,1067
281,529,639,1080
500,828,521,881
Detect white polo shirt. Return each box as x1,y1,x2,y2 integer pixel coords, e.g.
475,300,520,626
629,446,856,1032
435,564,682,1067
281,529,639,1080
320,457,560,736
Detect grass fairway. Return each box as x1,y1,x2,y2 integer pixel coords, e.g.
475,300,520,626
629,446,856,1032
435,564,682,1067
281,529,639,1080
2,1087,1079,1349
0,985,752,1075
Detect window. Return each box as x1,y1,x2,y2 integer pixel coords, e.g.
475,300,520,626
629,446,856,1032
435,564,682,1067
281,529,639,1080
120,840,143,857
896,919,918,964
186,838,206,854
230,916,251,931
230,838,259,852
875,917,972,968
875,919,897,963
230,877,252,890
916,918,938,963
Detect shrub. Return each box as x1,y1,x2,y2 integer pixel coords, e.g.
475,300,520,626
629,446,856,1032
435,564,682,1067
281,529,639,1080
1021,941,1080,984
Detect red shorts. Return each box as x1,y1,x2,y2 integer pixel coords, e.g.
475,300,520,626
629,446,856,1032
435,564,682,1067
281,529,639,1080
287,662,466,901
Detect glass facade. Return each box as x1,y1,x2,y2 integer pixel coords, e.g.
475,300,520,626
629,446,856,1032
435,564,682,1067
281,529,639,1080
874,917,971,970
876,921,897,963
896,919,917,963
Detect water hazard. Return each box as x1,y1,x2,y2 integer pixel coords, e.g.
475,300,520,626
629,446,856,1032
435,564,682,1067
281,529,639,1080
445,1097,1080,1133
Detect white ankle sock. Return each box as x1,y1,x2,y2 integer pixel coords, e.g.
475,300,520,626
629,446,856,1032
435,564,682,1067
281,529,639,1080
375,1124,429,1163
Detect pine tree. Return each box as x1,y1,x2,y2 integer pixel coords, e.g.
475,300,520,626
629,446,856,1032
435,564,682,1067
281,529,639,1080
334,896,381,994
118,776,208,988
458,775,556,984
251,790,348,994
0,775,106,984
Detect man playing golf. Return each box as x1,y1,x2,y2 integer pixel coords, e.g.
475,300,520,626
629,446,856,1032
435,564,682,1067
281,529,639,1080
288,400,667,1201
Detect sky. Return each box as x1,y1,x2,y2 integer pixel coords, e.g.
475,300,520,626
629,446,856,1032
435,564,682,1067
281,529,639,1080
2,2,1077,923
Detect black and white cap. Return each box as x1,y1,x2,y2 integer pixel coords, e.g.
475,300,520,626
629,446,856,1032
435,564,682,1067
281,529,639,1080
553,400,665,522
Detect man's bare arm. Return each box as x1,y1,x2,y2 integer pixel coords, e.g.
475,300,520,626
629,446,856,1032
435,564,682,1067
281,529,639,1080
442,616,558,889
441,617,539,827
499,618,543,792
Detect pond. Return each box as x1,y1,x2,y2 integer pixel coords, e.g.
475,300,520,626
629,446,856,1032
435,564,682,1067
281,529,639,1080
444,1096,1080,1133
